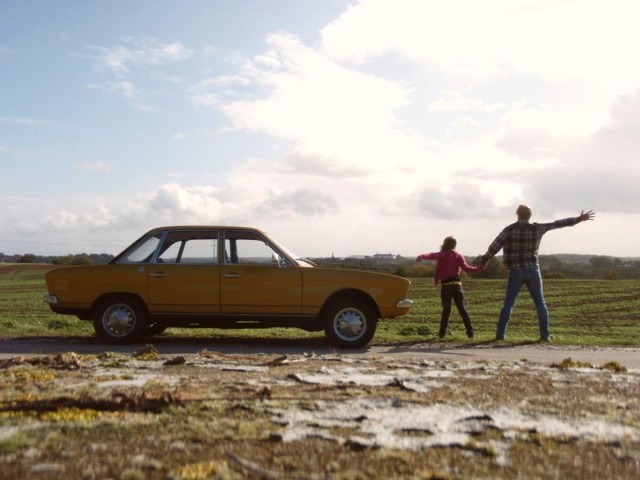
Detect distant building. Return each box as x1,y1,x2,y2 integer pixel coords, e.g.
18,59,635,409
372,253,395,263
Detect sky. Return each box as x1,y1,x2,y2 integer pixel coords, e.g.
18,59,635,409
1,0,639,259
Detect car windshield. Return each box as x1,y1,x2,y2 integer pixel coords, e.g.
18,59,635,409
266,235,315,267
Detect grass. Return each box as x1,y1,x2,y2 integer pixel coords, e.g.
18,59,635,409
0,264,93,337
1,264,639,346
400,277,640,345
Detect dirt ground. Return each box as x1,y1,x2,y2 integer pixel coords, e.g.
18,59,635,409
1,342,639,480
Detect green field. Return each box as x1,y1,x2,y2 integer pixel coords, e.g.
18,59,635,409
1,264,639,345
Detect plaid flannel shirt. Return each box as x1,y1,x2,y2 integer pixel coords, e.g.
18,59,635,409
480,217,581,270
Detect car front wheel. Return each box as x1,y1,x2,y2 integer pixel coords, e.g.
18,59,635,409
323,297,377,349
93,295,148,344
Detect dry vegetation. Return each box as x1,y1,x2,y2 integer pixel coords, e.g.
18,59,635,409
1,347,639,479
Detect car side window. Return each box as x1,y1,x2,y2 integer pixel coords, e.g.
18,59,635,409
158,239,218,264
224,231,282,265
235,239,279,264
157,231,219,264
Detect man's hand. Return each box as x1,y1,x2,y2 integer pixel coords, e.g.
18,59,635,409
580,210,595,221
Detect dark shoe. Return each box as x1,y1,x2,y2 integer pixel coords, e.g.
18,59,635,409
466,330,474,339
539,336,551,342
495,336,504,341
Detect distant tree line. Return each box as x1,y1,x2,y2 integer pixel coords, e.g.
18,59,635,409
2,251,638,279
1,253,115,265
315,254,640,280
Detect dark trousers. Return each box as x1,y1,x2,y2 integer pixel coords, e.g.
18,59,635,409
440,284,474,337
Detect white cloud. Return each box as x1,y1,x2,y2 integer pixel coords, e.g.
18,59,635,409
429,90,505,114
100,45,135,74
322,1,640,80
146,183,225,224
194,32,454,185
109,80,136,98
91,38,193,75
85,38,193,105
259,188,339,217
322,0,640,132
210,35,408,133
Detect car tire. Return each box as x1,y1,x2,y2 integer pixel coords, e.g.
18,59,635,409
323,297,377,349
93,295,148,344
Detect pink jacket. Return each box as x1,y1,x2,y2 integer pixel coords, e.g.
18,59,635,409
417,250,483,285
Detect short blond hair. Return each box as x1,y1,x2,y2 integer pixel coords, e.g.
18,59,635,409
516,204,532,220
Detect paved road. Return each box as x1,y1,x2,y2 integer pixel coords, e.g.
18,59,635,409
1,336,639,369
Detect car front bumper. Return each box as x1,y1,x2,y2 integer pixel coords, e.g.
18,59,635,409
396,298,413,309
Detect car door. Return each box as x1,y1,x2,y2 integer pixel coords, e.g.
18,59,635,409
146,230,221,313
220,230,302,314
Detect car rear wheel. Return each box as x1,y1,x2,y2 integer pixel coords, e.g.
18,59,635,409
323,297,377,349
93,295,148,344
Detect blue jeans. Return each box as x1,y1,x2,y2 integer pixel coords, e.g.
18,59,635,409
497,266,549,340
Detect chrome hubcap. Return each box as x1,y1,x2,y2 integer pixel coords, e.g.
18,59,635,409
335,308,365,339
104,305,134,336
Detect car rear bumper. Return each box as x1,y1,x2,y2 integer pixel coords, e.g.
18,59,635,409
43,294,58,304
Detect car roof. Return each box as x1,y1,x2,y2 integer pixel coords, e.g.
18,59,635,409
109,226,273,264
147,226,266,234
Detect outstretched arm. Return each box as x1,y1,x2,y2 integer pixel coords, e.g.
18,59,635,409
416,252,440,263
459,254,485,273
579,210,595,222
479,227,509,264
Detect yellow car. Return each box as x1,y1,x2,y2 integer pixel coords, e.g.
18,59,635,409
44,226,412,348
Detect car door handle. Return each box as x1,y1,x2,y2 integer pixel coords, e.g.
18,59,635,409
150,272,169,277
223,273,240,278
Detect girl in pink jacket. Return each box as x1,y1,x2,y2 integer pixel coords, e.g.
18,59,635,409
416,236,484,339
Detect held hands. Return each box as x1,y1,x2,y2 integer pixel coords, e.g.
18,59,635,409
473,261,487,272
579,210,595,222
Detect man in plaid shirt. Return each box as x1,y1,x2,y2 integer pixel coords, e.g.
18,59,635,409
479,205,595,341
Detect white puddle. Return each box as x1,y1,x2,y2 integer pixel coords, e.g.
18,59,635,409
270,398,640,452
288,365,453,393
